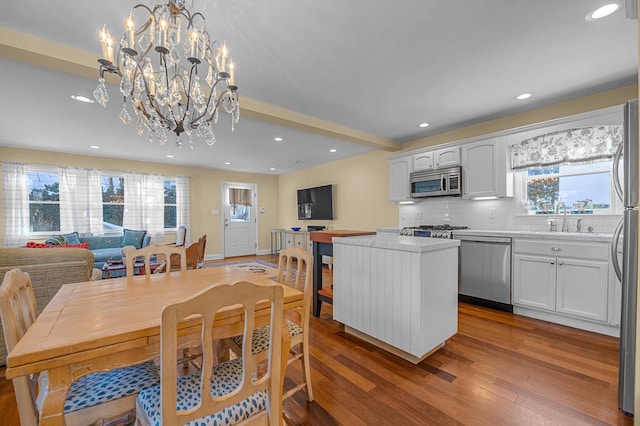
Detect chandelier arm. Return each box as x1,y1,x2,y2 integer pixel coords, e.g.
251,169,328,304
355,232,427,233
180,61,200,124
190,77,230,124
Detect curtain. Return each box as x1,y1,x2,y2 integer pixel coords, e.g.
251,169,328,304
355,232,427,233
2,162,30,247
511,125,623,171
59,167,103,235
87,169,105,235
176,176,190,244
229,188,252,214
123,172,164,243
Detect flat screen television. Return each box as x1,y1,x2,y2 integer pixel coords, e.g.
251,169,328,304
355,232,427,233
297,184,334,220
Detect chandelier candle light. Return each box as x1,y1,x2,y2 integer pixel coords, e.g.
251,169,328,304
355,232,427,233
94,0,239,149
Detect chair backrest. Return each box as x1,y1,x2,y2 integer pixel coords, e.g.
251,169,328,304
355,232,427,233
126,245,187,276
175,226,187,246
159,280,286,424
0,269,41,424
196,234,207,269
276,247,313,329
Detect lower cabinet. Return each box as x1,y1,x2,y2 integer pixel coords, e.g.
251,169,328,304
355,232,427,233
284,231,311,253
512,239,611,326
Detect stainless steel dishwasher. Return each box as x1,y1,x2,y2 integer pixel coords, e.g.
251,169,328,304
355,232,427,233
456,234,513,312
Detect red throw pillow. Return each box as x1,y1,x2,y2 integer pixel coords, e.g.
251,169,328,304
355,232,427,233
25,242,50,248
26,242,89,249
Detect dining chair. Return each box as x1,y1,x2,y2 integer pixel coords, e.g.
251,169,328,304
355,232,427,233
0,269,160,426
125,244,187,276
135,280,289,426
176,234,206,271
223,246,314,402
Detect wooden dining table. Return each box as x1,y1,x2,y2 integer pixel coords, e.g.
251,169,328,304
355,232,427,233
5,265,303,426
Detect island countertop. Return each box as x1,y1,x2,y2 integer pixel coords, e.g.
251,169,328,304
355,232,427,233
332,234,460,253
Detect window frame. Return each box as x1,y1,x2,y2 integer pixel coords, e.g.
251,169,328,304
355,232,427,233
163,179,178,230
100,174,125,234
27,166,61,236
517,160,621,216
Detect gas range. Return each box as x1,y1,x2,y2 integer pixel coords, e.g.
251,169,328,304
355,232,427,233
400,224,469,238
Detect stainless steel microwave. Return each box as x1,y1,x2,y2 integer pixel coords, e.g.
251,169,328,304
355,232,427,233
410,166,462,198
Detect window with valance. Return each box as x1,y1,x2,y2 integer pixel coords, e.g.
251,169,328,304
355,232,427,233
510,125,623,214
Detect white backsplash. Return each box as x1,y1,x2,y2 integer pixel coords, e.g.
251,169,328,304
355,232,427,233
399,197,621,234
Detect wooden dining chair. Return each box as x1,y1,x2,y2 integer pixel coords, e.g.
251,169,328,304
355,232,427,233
223,246,314,402
177,234,206,271
0,269,160,426
125,244,187,276
135,280,289,426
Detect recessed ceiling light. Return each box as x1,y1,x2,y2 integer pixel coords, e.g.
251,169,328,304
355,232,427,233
516,93,532,100
274,137,283,142
418,122,430,128
71,95,94,104
166,154,174,158
587,3,619,20
270,167,276,171
224,162,231,165
89,145,100,149
329,149,337,153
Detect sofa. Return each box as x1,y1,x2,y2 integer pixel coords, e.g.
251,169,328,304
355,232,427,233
45,230,152,270
0,247,97,366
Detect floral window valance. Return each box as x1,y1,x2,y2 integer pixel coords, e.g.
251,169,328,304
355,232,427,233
511,125,623,171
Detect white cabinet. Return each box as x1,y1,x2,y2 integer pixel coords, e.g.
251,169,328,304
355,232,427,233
284,230,313,254
461,137,512,199
512,254,557,311
388,155,412,202
412,146,460,171
513,239,610,323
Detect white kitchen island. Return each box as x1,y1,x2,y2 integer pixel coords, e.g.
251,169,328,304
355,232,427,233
332,235,460,364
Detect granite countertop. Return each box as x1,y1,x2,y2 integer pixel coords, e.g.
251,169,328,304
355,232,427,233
451,229,614,243
332,235,460,253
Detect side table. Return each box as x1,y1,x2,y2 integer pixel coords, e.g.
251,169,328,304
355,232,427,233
270,229,286,255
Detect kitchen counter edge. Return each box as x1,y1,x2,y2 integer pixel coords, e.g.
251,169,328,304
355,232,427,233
451,229,613,243
332,235,460,253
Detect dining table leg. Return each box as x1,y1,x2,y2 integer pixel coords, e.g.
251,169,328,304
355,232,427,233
38,366,72,425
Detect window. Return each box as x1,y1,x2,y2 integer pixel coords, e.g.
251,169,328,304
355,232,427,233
524,161,612,213
28,171,60,232
164,180,177,229
101,176,124,231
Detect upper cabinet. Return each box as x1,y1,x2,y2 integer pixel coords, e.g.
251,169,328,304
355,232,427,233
413,146,460,171
389,155,412,202
461,137,513,199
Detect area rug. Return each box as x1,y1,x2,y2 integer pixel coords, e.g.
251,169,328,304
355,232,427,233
208,260,281,279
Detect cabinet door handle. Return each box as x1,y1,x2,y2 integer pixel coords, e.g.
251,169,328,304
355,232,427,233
550,261,555,265
558,262,563,266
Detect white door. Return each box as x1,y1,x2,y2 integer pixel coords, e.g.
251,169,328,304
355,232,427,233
223,182,257,257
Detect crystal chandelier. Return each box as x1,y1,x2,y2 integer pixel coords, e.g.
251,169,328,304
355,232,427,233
93,0,239,149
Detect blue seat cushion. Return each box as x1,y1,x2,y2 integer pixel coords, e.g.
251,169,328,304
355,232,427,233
62,232,81,245
92,247,124,270
64,361,160,413
137,358,266,426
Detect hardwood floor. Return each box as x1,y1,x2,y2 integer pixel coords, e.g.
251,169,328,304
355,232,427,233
0,254,633,425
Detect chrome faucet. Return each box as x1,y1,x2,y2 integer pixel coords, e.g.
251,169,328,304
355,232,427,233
556,202,570,232
576,217,582,233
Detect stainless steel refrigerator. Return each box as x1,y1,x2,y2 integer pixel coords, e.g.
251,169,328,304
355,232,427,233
612,99,638,416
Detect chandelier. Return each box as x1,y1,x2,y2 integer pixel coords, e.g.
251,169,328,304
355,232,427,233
93,0,239,149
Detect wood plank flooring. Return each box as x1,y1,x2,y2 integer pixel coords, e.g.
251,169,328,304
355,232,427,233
0,254,633,425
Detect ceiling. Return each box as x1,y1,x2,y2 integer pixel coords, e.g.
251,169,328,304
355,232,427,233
0,1,637,175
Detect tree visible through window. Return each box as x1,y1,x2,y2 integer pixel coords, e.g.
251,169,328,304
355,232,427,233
102,176,124,230
525,162,611,213
28,171,60,232
164,180,177,229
